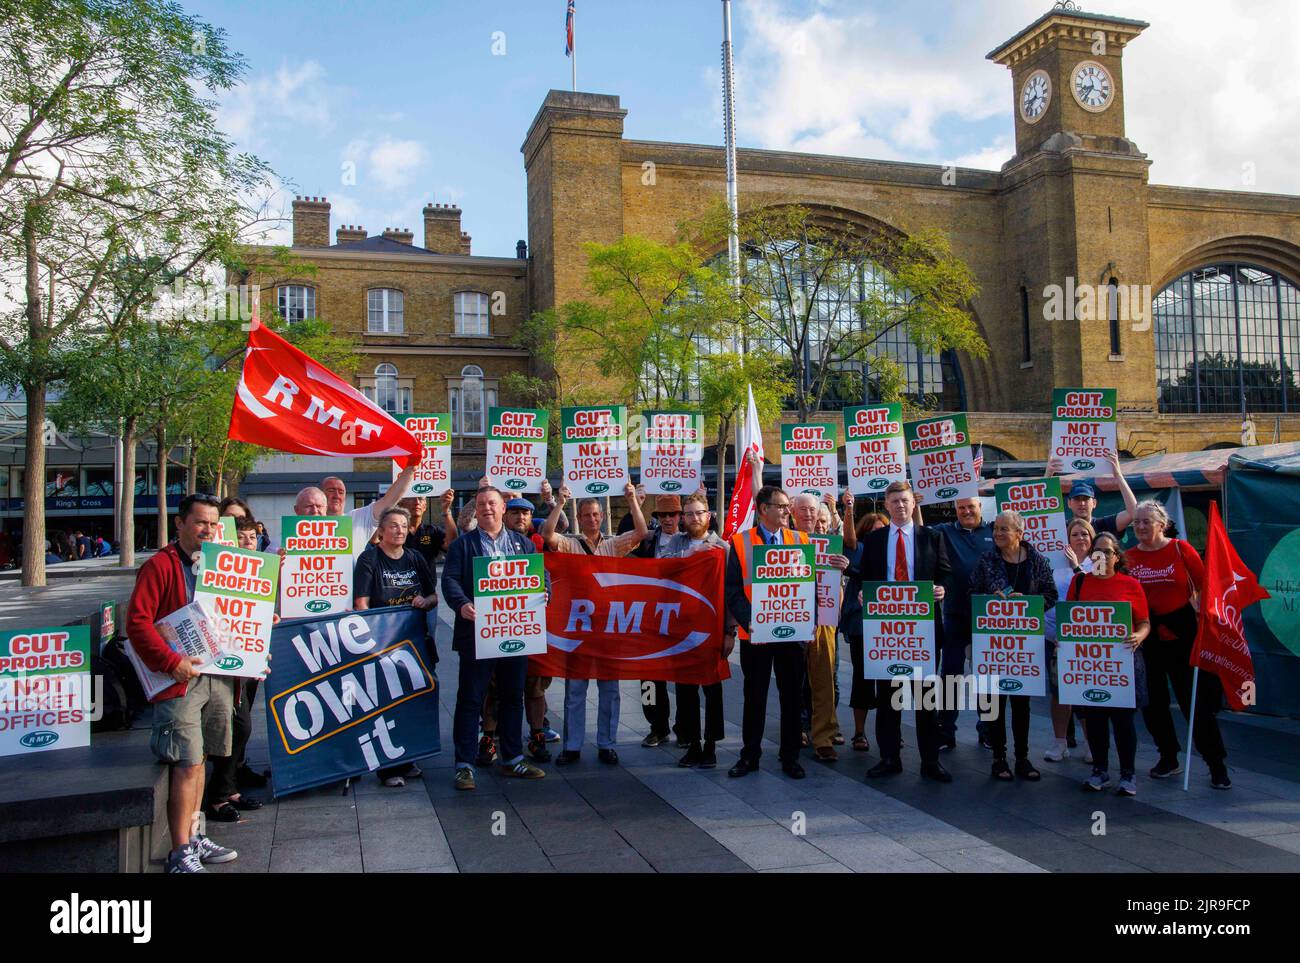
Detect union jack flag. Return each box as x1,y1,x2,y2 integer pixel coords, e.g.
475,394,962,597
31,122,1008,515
972,443,984,477
565,1,575,56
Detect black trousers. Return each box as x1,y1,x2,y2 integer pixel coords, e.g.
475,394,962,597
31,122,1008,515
1084,706,1138,775
454,652,526,768
1141,609,1227,766
987,694,1031,761
206,679,254,804
845,632,876,713
939,623,971,739
642,680,672,737
676,681,724,743
739,639,805,764
873,679,940,766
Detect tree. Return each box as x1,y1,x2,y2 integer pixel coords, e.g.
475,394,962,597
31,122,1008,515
691,203,988,419
0,0,273,583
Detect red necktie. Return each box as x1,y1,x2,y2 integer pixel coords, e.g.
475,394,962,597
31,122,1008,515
894,528,908,581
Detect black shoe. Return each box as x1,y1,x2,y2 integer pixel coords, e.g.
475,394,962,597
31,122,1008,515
235,765,268,789
867,759,903,779
678,744,703,768
728,758,758,778
699,742,717,769
555,750,581,766
204,802,241,823
978,735,994,751
675,735,691,749
781,761,806,780
228,794,263,811
1149,756,1182,779
641,731,671,748
598,748,619,766
527,731,552,763
937,734,957,752
920,761,953,783
1209,763,1232,790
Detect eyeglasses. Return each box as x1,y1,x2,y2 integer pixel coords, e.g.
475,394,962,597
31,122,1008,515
766,502,792,512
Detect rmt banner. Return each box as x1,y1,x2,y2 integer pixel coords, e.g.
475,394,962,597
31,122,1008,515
266,606,439,797
0,625,91,756
751,543,816,643
532,550,728,684
780,423,839,497
904,414,978,502
195,542,279,678
473,555,547,659
1055,601,1135,708
394,413,452,497
861,581,936,680
562,405,629,498
1049,388,1117,473
640,409,703,495
810,533,844,627
995,477,1070,570
280,516,353,619
843,403,906,496
971,595,1047,698
486,407,549,494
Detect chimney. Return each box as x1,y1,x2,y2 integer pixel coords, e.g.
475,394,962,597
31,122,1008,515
516,239,528,259
382,227,414,245
422,202,463,254
291,196,330,246
335,224,367,244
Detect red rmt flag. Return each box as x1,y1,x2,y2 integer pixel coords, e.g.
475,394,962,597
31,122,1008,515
228,318,422,467
1192,501,1270,710
723,384,764,539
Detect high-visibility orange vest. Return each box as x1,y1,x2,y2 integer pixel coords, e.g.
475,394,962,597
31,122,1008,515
731,525,811,640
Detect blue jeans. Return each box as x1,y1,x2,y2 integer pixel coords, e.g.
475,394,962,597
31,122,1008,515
563,678,620,751
453,653,526,769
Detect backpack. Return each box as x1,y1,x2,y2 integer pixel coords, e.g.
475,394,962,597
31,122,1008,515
100,638,148,715
90,649,134,733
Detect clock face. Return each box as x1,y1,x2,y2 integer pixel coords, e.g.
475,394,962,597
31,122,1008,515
1020,70,1051,124
1072,60,1114,112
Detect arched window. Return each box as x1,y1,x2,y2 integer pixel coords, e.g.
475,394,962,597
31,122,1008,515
454,292,490,336
367,288,404,334
448,364,497,436
1154,263,1300,413
1020,285,1032,364
363,362,411,415
1107,278,1122,356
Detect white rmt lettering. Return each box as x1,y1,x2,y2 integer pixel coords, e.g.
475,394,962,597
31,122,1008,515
263,375,299,410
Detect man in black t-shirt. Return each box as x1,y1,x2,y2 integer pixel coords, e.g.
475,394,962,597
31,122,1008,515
400,492,458,569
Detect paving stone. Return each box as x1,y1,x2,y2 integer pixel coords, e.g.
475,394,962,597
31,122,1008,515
761,862,855,873
274,803,358,842
269,834,363,873
359,815,456,872
550,844,655,873
708,824,839,872
808,831,944,872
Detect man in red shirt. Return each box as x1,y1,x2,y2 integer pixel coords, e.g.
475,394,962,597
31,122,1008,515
125,493,240,873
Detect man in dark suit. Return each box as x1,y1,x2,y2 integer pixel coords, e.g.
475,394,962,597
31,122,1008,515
860,480,954,783
441,486,547,790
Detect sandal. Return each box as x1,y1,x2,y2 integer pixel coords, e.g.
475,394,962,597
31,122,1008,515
1015,758,1041,781
800,732,810,748
852,733,870,752
991,758,1013,781
831,733,845,746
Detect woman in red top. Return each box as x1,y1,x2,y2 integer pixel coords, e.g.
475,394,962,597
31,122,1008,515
1065,532,1151,796
1126,500,1229,789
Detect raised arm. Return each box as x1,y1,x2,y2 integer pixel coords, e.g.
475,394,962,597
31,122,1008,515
542,484,571,550
438,489,459,545
371,461,416,521
1107,451,1139,533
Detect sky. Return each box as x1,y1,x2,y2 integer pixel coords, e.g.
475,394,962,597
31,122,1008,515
190,0,1300,258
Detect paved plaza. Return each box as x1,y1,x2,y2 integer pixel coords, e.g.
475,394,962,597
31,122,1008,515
204,605,1300,874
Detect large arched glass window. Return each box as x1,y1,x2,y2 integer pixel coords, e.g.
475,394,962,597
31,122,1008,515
364,362,411,415
449,364,496,436
1155,263,1300,413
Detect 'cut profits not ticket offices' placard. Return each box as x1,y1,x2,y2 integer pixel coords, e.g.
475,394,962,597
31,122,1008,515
1055,601,1135,709
639,409,703,495
861,581,936,680
279,515,353,619
971,595,1047,697
750,543,816,644
843,403,907,496
781,423,839,497
195,542,279,678
904,414,979,503
486,407,550,494
562,405,629,498
810,533,844,627
995,477,1070,571
473,554,548,659
394,413,452,497
0,625,91,756
1049,388,1117,474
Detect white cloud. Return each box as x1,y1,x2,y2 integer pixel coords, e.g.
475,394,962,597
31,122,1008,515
368,138,429,192
217,60,333,147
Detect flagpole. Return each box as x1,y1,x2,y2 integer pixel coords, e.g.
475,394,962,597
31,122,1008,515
571,4,577,92
721,0,742,497
1182,666,1200,792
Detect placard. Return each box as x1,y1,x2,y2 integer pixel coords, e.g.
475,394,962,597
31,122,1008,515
473,554,547,659
971,595,1047,697
640,409,703,495
126,602,225,701
843,403,907,496
213,517,237,547
195,542,279,678
394,413,452,496
810,533,844,627
904,413,979,502
995,477,1070,570
280,515,354,619
861,581,936,679
0,625,91,756
750,542,816,644
1049,388,1118,474
780,422,839,497
1055,601,1135,708
562,405,629,497
486,407,550,494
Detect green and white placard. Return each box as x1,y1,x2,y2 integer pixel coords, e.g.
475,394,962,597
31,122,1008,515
780,422,839,497
640,409,703,495
0,625,91,756
861,581,936,679
971,595,1047,697
1055,601,1135,708
394,413,452,496
473,554,547,659
196,541,280,678
279,515,354,619
561,405,629,497
904,414,978,503
995,477,1070,570
750,542,816,644
486,407,550,494
1049,388,1117,473
844,403,907,496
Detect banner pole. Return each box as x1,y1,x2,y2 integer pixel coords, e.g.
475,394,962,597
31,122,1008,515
1182,666,1200,792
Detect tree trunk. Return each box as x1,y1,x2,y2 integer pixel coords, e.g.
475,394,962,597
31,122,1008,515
119,417,137,567
155,425,168,550
715,419,731,525
20,380,47,587
186,438,197,494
